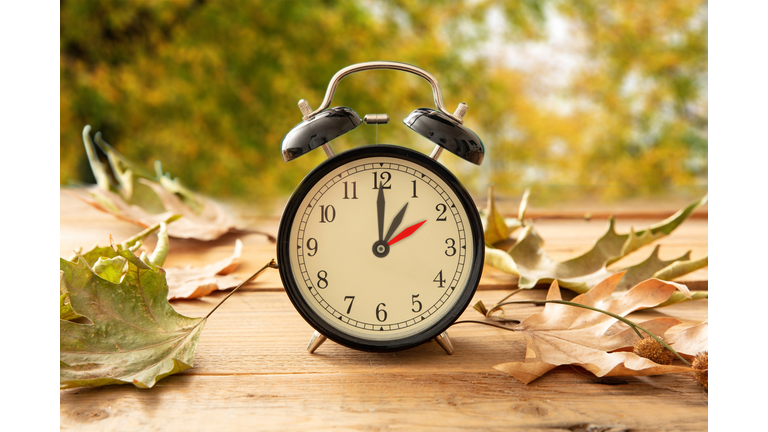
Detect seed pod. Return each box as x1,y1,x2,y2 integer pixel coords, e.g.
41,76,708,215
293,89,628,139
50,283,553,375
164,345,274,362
633,336,674,365
692,351,708,390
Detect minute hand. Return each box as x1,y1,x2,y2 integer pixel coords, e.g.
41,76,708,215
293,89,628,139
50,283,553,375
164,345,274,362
377,187,385,241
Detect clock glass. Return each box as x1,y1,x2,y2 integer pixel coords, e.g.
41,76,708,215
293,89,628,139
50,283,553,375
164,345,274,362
277,145,484,352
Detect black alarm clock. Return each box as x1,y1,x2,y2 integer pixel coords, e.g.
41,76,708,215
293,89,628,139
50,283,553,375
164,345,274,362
276,61,485,354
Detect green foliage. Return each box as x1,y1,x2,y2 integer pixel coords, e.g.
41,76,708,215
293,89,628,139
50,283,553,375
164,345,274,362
60,0,707,204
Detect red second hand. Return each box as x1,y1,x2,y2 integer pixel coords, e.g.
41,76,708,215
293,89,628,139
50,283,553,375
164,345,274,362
387,220,427,246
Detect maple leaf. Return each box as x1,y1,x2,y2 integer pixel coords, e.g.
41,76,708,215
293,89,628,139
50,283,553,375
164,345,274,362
60,248,206,389
69,125,273,242
68,218,249,301
492,273,693,384
482,187,708,297
61,228,278,389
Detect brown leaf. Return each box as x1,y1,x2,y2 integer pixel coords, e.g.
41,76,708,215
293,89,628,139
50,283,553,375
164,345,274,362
668,319,708,357
493,273,692,384
73,126,276,242
70,184,243,241
482,186,708,294
165,239,245,300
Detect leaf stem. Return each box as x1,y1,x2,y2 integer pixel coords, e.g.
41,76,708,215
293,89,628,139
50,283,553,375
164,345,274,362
488,299,691,366
451,320,520,330
204,259,278,320
120,215,182,249
492,288,523,311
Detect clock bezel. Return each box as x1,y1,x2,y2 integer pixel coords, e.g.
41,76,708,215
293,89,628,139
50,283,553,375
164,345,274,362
277,145,485,352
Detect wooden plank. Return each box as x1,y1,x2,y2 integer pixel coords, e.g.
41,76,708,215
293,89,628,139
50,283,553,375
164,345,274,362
60,372,707,432
60,189,708,430
60,289,708,431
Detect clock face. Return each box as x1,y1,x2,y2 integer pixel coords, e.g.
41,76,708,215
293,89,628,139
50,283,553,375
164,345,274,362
277,146,484,352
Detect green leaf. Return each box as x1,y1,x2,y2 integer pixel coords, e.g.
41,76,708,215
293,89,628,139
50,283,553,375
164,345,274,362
91,256,127,283
653,255,709,281
60,272,82,322
484,188,708,294
148,222,169,267
73,215,180,267
60,249,205,389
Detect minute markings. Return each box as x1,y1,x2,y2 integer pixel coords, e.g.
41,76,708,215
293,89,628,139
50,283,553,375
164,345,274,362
294,160,467,331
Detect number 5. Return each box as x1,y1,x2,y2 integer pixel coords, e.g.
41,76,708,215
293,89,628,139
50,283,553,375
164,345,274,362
411,294,422,313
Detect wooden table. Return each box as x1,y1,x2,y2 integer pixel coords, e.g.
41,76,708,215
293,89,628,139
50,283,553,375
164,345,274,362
60,190,708,431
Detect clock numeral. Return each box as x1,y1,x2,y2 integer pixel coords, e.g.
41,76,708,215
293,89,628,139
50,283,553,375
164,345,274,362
433,270,446,288
411,294,422,313
344,296,355,314
316,270,329,289
372,171,392,189
306,238,318,257
445,238,457,256
411,180,418,198
376,303,387,322
435,203,447,221
319,205,336,223
343,181,357,199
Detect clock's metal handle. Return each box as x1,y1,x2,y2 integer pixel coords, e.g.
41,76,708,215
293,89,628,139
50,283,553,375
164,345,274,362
301,61,465,124
283,61,483,165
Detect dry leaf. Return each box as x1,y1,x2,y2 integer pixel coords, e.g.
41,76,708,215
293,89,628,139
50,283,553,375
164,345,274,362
70,221,249,301
71,182,243,241
482,186,708,297
61,249,206,389
61,228,278,389
70,125,273,242
668,319,708,357
166,239,245,300
493,273,693,384
481,185,525,245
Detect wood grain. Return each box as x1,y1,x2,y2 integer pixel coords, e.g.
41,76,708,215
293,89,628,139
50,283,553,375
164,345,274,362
59,189,708,431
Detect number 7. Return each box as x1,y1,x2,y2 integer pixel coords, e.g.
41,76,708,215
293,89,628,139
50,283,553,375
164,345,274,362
344,296,355,314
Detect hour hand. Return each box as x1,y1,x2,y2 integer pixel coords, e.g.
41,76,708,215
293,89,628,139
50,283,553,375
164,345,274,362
384,202,409,243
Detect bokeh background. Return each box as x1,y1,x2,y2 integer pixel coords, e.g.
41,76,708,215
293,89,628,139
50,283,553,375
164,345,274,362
60,0,708,211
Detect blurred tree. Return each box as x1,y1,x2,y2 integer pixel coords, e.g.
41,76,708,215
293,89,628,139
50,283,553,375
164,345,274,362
60,0,707,207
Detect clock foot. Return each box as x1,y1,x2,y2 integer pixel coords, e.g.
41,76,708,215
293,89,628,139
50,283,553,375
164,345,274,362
434,331,454,355
307,331,327,353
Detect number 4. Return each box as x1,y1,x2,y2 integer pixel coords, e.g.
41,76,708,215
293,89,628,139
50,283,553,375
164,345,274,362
433,270,446,288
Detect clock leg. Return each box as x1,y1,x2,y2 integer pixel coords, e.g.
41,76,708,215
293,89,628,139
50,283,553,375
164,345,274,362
433,331,454,355
307,330,327,353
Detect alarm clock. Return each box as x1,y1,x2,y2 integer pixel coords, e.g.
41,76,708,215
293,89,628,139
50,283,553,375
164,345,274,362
276,61,485,354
